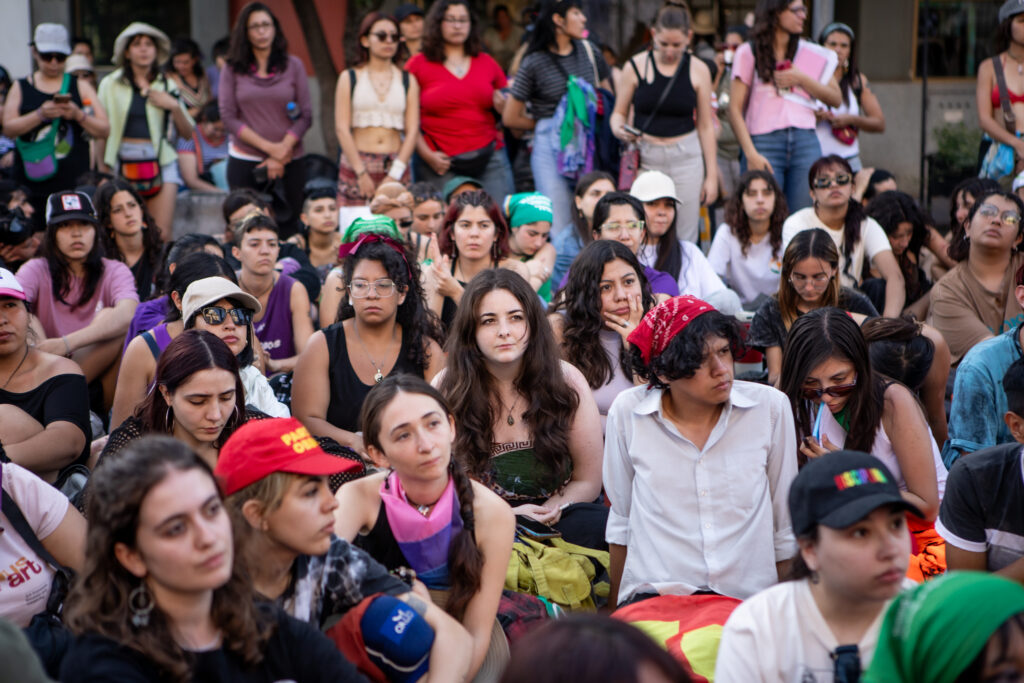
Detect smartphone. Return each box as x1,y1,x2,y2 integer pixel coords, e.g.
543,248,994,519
52,94,71,104
622,123,642,136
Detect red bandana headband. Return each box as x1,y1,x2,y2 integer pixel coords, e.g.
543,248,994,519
626,295,715,364
337,233,412,282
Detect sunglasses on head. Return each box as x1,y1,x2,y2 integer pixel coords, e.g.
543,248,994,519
372,31,400,43
812,173,853,189
200,306,253,326
802,379,857,400
39,52,67,63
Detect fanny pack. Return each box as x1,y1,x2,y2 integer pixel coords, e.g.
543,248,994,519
423,130,495,178
118,80,171,197
16,74,71,182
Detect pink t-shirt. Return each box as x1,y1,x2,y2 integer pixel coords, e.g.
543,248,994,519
731,40,820,136
16,257,139,338
0,463,68,628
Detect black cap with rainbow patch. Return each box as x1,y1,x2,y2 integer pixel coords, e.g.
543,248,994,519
788,450,922,537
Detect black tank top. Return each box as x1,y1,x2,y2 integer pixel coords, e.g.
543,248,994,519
323,321,420,432
631,51,696,138
16,75,90,192
353,500,408,572
123,86,150,139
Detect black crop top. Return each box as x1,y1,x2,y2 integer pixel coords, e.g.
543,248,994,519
123,87,150,139
631,51,697,138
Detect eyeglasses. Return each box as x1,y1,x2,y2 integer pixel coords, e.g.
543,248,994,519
789,272,832,287
372,31,400,43
350,278,397,298
812,174,853,189
787,4,809,16
976,203,1022,227
200,306,254,326
599,220,645,236
247,21,274,32
398,218,414,229
832,645,861,683
39,52,67,63
801,378,858,400
443,16,471,24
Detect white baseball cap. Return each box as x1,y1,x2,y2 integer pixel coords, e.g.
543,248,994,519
630,170,679,203
32,24,71,55
0,268,27,301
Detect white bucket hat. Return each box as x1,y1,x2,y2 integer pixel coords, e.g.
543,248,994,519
112,22,171,68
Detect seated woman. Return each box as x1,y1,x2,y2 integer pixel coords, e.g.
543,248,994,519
410,183,446,238
100,330,246,468
294,226,444,458
548,240,655,428
370,181,427,257
781,155,905,318
16,190,139,413
334,376,514,680
931,190,1024,365
436,269,606,549
503,192,556,301
298,185,340,284
220,416,474,683
95,179,164,302
749,228,877,386
319,215,403,328
111,252,238,428
629,171,740,313
61,436,366,681
779,307,946,581
424,190,529,329
550,171,616,289
862,315,951,451
864,572,1024,683
0,268,91,482
706,170,786,309
716,451,916,681
864,191,932,320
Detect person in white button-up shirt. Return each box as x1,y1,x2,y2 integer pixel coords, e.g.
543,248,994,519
604,297,798,606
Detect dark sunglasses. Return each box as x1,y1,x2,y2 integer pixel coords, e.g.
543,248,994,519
812,174,853,189
200,306,253,326
398,218,414,229
372,31,400,43
39,52,67,63
802,379,857,400
832,645,861,683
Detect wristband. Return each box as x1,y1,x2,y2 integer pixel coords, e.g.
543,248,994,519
387,159,407,180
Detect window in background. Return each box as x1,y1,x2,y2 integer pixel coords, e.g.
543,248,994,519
916,1,1000,78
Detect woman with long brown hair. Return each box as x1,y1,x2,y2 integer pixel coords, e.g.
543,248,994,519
62,435,364,681
95,178,164,301
436,268,605,549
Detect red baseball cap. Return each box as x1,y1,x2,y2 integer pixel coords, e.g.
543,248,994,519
215,417,360,496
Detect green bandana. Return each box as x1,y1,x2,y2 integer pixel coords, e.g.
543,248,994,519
503,192,554,228
342,215,401,243
865,572,1024,683
834,406,851,432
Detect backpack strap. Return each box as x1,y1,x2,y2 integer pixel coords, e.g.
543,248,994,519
1,487,65,575
402,70,409,93
993,55,1017,136
141,330,161,360
580,39,600,85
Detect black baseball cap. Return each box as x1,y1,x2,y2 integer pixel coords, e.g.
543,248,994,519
788,450,922,537
45,190,98,227
395,4,424,22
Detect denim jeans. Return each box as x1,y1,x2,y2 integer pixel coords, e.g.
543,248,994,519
742,127,821,213
532,117,577,239
412,143,514,206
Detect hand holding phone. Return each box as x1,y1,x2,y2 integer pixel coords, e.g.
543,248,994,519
52,94,71,104
622,123,642,136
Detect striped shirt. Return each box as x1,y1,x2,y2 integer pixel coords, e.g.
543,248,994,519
510,39,610,120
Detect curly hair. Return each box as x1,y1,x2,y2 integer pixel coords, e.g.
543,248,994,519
227,2,290,75
750,0,799,84
779,307,885,463
64,436,271,682
437,190,511,262
421,0,483,62
723,170,786,258
359,375,482,621
439,269,578,491
94,179,164,289
551,240,655,389
628,311,746,390
337,240,443,375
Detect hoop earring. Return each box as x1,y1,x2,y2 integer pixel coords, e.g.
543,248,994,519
165,406,173,428
129,583,154,628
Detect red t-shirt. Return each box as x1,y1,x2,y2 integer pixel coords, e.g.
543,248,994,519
406,53,506,156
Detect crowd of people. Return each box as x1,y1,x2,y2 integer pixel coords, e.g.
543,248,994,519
1,0,1024,681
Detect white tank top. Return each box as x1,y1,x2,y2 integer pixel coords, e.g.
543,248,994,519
815,84,861,160
350,66,406,131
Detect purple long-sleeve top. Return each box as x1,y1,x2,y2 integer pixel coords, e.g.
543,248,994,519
218,54,312,159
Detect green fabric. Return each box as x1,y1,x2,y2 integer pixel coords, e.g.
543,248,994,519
834,407,851,432
504,192,554,228
342,215,401,242
559,75,592,148
97,69,192,168
487,445,567,503
865,572,1024,683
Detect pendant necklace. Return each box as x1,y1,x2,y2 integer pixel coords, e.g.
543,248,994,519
353,320,393,383
1009,49,1024,75
498,392,520,426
